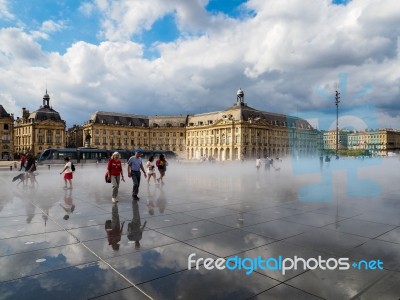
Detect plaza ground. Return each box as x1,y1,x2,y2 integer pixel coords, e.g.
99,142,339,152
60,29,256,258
0,157,399,299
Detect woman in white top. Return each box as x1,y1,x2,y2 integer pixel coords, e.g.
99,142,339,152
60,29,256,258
146,156,157,184
60,157,73,189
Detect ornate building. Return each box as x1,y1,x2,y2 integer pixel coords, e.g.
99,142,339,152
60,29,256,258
186,89,320,160
82,89,321,160
0,105,14,160
14,91,66,157
82,112,187,158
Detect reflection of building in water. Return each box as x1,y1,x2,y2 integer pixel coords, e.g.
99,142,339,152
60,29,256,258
105,204,124,251
128,200,146,249
13,91,66,157
81,89,320,160
0,105,14,160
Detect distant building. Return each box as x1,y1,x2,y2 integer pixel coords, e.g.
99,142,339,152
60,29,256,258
82,111,187,158
14,91,66,158
348,130,400,156
81,89,321,160
66,125,83,148
0,105,14,160
322,130,350,152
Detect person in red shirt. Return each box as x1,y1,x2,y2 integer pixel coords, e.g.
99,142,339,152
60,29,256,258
19,154,26,171
107,152,125,203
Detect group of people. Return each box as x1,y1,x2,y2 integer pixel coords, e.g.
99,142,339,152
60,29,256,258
14,153,37,187
256,156,279,171
105,149,168,203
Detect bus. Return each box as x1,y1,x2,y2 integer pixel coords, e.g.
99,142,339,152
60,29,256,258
38,148,176,164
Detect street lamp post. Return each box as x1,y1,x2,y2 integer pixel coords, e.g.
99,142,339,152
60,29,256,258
335,90,340,159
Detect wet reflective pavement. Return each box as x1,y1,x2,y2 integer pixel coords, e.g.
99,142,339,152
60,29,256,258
0,158,399,299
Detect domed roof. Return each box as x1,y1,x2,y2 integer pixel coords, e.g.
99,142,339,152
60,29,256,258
29,107,62,121
29,91,62,121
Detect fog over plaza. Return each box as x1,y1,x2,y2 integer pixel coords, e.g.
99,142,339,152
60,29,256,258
2,156,399,211
1,155,400,299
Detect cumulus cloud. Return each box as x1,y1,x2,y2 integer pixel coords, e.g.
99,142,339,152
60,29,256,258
0,0,14,20
40,20,65,34
0,0,399,129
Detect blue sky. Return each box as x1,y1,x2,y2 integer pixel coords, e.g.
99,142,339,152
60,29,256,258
0,0,399,129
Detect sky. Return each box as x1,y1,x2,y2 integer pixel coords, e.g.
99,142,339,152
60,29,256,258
0,0,399,130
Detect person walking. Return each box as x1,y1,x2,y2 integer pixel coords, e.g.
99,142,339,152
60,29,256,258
19,154,26,171
127,149,147,200
319,155,324,171
60,157,73,189
107,152,125,203
156,154,168,184
146,156,157,184
256,157,262,171
25,153,37,187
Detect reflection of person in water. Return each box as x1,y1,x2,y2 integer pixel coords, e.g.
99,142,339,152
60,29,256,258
128,200,147,249
146,186,155,216
156,186,167,214
25,199,36,223
105,204,125,251
60,189,75,220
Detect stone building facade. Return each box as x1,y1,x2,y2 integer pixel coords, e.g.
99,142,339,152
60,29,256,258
81,112,187,158
186,90,320,160
66,125,83,148
0,105,14,160
81,89,321,160
13,91,66,158
347,129,400,156
322,130,350,152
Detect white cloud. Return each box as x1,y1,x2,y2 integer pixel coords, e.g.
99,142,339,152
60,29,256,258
40,20,65,34
79,1,96,17
0,0,399,129
0,0,14,20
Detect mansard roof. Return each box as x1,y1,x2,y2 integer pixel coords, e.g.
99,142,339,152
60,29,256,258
29,106,63,121
149,115,187,127
0,105,11,118
89,111,149,126
188,103,314,129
